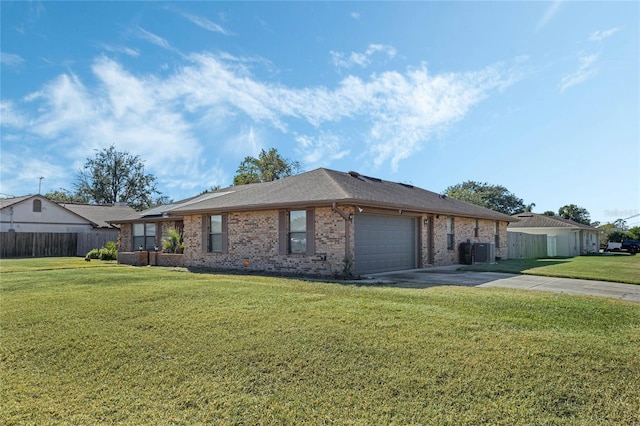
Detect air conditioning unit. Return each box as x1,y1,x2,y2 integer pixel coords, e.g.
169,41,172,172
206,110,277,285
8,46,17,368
473,242,495,264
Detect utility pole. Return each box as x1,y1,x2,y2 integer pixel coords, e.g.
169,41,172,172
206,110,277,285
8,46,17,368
38,177,45,194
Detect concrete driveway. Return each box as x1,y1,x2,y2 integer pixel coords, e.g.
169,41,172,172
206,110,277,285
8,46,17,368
364,266,640,303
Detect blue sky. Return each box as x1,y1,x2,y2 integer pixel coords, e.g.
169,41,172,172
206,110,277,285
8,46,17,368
1,1,638,225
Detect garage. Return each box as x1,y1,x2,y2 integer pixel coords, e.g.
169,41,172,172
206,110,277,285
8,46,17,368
354,213,418,275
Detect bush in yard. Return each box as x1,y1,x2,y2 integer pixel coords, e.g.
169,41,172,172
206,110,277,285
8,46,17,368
86,241,117,261
99,241,118,260
86,248,100,259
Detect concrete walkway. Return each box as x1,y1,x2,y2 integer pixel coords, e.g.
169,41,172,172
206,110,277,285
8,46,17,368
365,266,640,303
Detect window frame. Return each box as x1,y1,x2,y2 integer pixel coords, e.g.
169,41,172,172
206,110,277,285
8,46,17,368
288,210,307,254
279,208,315,256
209,214,223,253
446,217,454,250
133,222,156,250
494,221,500,249
205,214,227,254
33,199,42,213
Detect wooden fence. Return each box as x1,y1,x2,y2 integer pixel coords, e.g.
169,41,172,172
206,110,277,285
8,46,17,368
507,232,548,259
0,231,120,258
76,231,120,257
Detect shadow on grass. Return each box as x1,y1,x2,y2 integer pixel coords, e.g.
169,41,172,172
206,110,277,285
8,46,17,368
183,265,517,290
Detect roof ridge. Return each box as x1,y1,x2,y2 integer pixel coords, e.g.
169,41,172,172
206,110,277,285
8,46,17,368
318,168,352,199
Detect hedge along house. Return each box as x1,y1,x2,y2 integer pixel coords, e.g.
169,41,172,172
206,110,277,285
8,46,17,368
111,168,515,276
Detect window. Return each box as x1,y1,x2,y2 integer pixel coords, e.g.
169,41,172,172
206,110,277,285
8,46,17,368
33,199,42,213
279,209,315,256
289,210,307,254
494,222,500,248
210,215,223,252
133,223,156,250
474,219,479,238
446,217,454,250
206,214,227,253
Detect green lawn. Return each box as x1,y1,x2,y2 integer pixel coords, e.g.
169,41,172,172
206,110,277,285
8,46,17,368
459,254,640,284
2,258,639,424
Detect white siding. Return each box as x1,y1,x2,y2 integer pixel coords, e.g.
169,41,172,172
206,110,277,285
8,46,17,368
0,196,92,233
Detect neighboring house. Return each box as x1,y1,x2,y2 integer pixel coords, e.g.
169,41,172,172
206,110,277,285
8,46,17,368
1,195,96,233
508,213,599,257
111,168,515,276
0,195,135,256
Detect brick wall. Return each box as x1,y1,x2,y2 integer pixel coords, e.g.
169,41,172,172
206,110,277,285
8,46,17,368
118,207,510,273
182,207,350,277
118,251,148,266
157,253,184,267
119,223,132,252
429,216,509,265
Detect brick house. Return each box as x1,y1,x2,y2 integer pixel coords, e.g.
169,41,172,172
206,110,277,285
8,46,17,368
111,168,515,276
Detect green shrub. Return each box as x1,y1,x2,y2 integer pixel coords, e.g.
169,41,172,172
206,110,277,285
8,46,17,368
99,247,117,261
86,249,100,259
86,241,118,261
162,228,184,254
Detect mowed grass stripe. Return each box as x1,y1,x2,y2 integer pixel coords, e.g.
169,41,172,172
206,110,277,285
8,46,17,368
461,254,640,284
2,259,639,424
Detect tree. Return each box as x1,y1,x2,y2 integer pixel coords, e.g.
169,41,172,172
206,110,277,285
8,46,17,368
75,145,160,211
524,203,536,212
606,230,628,243
628,226,640,240
543,211,556,216
558,204,591,225
200,185,222,195
613,218,628,230
233,148,301,185
443,181,526,215
45,189,90,204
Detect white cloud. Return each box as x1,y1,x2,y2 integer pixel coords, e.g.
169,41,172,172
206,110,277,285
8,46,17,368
8,57,202,192
0,101,27,127
350,12,361,20
330,44,397,70
535,1,563,32
181,12,231,35
559,53,599,93
295,133,350,167
100,44,140,57
2,50,520,195
137,27,174,52
0,52,25,68
589,27,621,42
226,126,264,158
0,151,69,196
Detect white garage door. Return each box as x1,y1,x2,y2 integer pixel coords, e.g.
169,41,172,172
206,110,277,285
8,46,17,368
354,214,417,275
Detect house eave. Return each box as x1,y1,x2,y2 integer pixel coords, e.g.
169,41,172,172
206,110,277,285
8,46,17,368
171,198,513,222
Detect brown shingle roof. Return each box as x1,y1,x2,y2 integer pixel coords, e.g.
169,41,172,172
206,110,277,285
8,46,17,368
163,168,514,222
0,195,36,209
59,203,137,228
508,213,596,230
